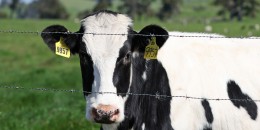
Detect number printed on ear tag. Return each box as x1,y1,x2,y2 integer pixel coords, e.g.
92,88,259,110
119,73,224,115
144,36,159,59
55,38,71,58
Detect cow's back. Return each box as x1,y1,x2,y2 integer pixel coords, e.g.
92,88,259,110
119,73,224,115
157,33,260,130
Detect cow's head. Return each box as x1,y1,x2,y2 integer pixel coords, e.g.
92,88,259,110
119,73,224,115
41,10,168,126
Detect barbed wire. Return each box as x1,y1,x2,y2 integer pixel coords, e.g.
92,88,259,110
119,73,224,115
1,85,260,102
1,30,260,39
1,30,260,102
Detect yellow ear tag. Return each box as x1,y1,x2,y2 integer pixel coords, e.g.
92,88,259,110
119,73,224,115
144,36,159,59
55,38,71,58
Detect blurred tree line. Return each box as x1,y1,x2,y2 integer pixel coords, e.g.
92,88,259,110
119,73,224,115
78,0,182,20
0,0,69,19
0,0,259,21
213,0,260,21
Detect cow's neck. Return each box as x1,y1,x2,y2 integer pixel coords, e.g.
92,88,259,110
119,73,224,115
124,58,173,129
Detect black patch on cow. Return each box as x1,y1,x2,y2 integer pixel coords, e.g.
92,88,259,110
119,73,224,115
112,29,135,97
79,53,94,96
113,40,131,97
227,80,258,120
125,56,174,130
78,25,94,96
201,99,213,130
201,99,214,124
113,28,136,98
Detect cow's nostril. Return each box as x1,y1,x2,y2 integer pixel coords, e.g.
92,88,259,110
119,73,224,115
92,108,98,118
114,109,119,114
107,109,119,116
111,109,119,116
108,110,113,116
91,105,120,124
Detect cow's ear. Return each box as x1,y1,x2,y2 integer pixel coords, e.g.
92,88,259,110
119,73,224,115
41,25,80,54
131,25,168,53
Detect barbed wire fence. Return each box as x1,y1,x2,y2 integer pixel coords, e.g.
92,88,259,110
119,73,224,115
1,85,260,102
1,29,260,103
1,29,260,39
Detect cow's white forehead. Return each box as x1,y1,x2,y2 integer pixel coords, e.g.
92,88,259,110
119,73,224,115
81,12,132,59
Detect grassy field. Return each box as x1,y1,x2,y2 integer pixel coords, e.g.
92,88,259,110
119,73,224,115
1,0,260,130
0,19,100,130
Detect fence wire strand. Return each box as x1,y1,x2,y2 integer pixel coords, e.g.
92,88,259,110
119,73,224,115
1,85,260,102
1,29,260,102
1,30,260,39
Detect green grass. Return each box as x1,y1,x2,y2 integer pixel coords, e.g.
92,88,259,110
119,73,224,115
1,0,260,130
0,19,100,130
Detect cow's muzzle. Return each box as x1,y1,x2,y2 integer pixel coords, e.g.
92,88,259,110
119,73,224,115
92,104,120,124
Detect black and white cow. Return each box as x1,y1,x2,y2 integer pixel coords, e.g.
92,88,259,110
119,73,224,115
41,10,260,130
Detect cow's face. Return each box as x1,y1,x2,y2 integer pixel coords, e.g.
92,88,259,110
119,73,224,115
41,11,133,124
81,12,133,124
41,11,168,126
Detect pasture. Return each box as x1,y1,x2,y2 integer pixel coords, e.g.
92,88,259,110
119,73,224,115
0,19,100,130
1,1,260,130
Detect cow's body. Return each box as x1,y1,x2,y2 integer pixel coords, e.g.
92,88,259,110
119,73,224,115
121,32,260,130
156,34,260,130
41,10,260,130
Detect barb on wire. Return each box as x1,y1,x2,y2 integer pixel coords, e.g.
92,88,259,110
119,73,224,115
1,85,260,102
1,29,260,39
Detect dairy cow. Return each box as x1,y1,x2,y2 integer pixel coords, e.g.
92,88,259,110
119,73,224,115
41,10,260,130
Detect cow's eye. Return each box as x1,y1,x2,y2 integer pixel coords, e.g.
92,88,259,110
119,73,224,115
123,52,131,64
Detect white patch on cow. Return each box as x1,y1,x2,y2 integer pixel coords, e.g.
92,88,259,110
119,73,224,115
81,12,132,125
142,123,145,130
102,123,120,130
142,72,147,81
142,60,149,81
132,52,139,58
157,32,260,130
124,64,133,102
129,64,133,87
142,61,148,81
